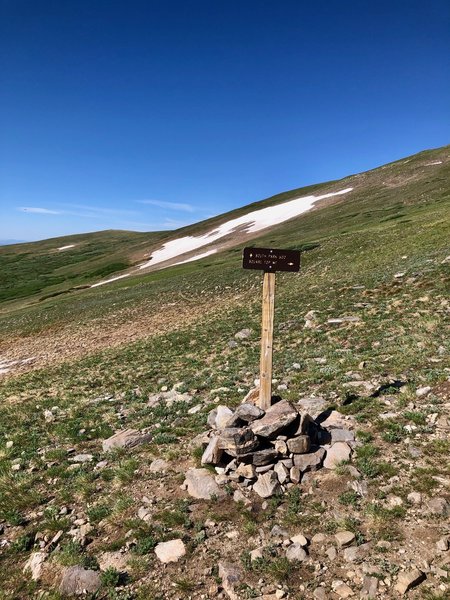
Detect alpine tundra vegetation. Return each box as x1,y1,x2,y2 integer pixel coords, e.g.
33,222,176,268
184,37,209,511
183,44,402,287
0,146,449,599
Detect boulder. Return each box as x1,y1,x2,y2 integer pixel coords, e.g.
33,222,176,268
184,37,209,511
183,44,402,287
296,396,328,419
155,539,186,563
253,471,281,498
274,462,289,484
293,447,326,472
59,566,101,596
250,400,299,439
102,429,151,452
184,468,223,500
323,442,351,469
330,429,355,443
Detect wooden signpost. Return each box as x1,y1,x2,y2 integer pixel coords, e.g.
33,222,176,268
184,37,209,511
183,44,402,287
243,247,301,409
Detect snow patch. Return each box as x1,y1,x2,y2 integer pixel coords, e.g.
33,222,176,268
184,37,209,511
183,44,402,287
58,244,76,251
424,161,442,166
139,187,353,269
172,249,218,266
90,274,130,288
0,357,36,376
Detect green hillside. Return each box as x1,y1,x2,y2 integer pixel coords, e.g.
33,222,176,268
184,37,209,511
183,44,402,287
0,146,449,599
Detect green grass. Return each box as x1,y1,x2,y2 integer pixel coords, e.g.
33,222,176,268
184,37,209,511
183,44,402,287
0,145,449,599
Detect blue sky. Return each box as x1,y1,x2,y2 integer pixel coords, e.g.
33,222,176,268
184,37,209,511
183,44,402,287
1,0,449,242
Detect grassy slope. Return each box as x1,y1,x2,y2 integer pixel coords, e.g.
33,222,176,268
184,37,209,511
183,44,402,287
0,146,449,598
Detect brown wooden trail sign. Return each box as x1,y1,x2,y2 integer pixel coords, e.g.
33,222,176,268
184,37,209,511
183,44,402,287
242,247,301,409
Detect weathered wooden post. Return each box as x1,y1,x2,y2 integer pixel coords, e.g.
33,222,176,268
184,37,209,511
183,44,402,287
242,247,301,410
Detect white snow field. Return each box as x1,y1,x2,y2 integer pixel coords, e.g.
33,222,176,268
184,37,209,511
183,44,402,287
57,244,76,251
90,273,130,288
172,249,218,266
139,187,353,269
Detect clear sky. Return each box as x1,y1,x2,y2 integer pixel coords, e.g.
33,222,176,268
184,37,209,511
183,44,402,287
1,0,449,242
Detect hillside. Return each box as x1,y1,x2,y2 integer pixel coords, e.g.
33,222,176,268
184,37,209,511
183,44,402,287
0,146,449,599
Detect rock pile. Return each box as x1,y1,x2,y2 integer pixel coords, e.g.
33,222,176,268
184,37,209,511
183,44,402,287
198,395,356,497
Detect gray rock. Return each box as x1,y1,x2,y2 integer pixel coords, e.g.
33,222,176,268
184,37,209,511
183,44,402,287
253,471,281,498
293,447,326,472
274,462,289,484
59,566,101,596
436,537,449,552
394,568,425,595
287,435,310,454
290,533,308,546
218,562,242,600
154,539,186,563
285,543,307,562
23,552,47,581
250,400,299,439
69,454,93,463
218,427,259,457
207,408,218,429
313,587,327,600
416,386,431,397
427,497,448,515
215,405,234,429
184,468,224,500
235,403,265,422
323,442,351,469
201,436,223,465
242,387,260,405
235,328,252,340
296,396,328,419
335,531,355,548
361,576,378,599
239,448,278,466
149,458,170,472
235,463,256,479
98,551,129,572
289,466,301,484
102,428,152,452
330,429,355,443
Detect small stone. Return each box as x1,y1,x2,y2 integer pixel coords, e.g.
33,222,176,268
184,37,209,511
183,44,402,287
253,471,281,498
274,462,289,484
361,575,378,599
184,468,223,500
98,551,129,572
274,439,288,454
235,328,252,340
242,387,260,405
218,562,242,600
326,546,337,560
239,448,278,466
343,546,359,561
286,543,307,562
149,458,170,472
218,427,259,457
323,442,351,469
312,533,326,544
290,533,308,547
102,429,151,452
415,386,431,398
250,547,264,561
236,463,256,479
313,588,327,600
59,566,101,596
70,454,93,463
394,568,425,595
436,537,449,552
289,466,301,484
333,581,354,597
154,539,186,563
335,531,355,548
287,435,310,454
427,497,448,515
